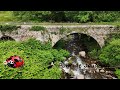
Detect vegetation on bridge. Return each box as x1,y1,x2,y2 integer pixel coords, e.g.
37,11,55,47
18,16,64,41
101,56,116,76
30,26,46,31
0,25,20,33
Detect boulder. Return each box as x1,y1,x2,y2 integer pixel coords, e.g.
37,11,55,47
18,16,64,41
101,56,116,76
79,51,86,58
100,69,105,73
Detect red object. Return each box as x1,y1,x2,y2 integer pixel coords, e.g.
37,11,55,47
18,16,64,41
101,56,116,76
6,55,24,68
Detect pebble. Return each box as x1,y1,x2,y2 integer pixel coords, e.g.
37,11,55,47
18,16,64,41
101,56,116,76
105,71,113,74
96,69,100,73
91,64,97,68
100,69,105,73
105,75,113,79
68,57,72,60
64,61,69,65
112,77,118,79
77,75,84,79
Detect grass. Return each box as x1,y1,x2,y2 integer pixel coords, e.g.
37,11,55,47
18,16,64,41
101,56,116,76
0,11,16,22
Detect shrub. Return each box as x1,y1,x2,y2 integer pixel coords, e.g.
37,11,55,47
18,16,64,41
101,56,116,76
88,49,101,59
30,26,46,31
105,33,120,45
0,39,70,79
115,69,120,79
59,26,66,34
0,25,20,33
99,39,120,66
74,11,92,23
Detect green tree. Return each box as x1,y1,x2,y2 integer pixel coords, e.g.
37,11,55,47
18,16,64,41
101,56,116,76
12,11,120,23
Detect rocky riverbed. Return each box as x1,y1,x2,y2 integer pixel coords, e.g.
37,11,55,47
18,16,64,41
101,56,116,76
59,52,118,79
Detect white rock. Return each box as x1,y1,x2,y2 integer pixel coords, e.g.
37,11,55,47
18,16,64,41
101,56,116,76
81,65,86,70
100,69,105,73
88,70,92,73
105,71,109,74
79,51,86,58
3,61,7,65
77,75,84,79
112,77,117,79
84,75,91,79
91,64,97,68
64,61,69,65
71,52,76,56
63,67,70,73
96,69,100,73
51,62,54,66
68,57,72,60
105,71,113,74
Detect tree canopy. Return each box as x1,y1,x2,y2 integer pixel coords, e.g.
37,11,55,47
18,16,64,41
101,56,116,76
12,11,120,23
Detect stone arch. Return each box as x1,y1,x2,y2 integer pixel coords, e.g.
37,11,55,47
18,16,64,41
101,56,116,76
53,32,101,54
69,31,103,48
70,32,104,48
53,32,102,48
0,35,15,41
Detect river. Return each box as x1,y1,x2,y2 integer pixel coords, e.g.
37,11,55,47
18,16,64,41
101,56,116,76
58,33,118,79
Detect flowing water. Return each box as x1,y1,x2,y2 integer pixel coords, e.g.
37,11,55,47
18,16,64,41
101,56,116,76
59,33,118,79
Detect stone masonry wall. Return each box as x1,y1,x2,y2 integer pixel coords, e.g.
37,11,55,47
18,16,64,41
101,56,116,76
0,25,118,47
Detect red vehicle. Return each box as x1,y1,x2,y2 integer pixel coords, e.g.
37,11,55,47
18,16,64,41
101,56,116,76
4,55,24,68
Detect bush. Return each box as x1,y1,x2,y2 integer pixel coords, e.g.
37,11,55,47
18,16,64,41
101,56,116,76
0,25,20,33
59,26,66,34
99,39,120,66
0,39,70,79
105,33,120,45
88,49,101,59
53,39,67,50
12,11,120,23
115,69,120,79
92,11,118,22
30,26,46,31
74,11,92,23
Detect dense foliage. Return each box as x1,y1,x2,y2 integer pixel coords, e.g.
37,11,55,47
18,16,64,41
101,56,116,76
0,39,70,79
99,39,120,66
12,11,120,23
115,69,120,79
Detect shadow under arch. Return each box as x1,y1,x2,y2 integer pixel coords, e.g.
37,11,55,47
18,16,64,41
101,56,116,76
53,33,101,55
0,35,15,41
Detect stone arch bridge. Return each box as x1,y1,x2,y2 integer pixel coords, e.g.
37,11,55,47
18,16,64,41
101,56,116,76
0,25,119,48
